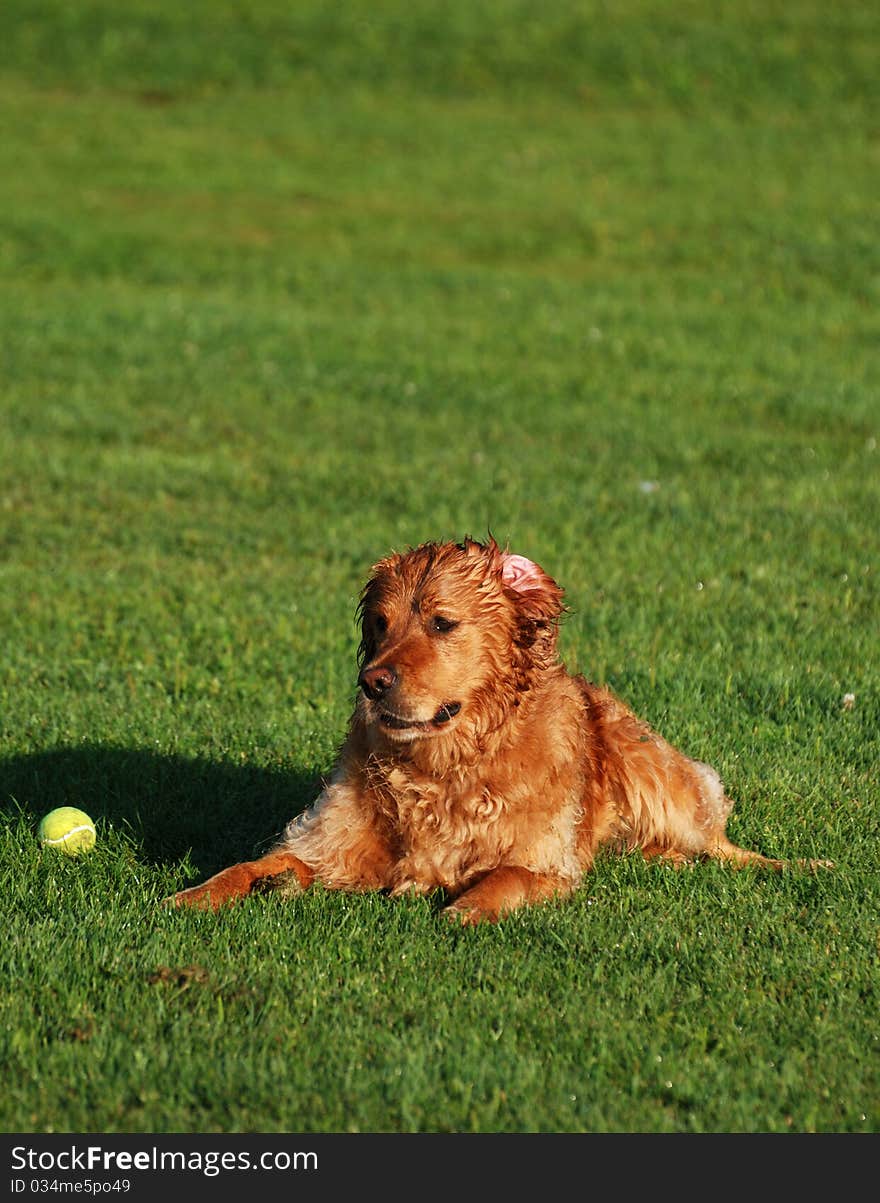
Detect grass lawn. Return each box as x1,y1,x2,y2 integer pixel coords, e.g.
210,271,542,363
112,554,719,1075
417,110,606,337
1,2,878,1134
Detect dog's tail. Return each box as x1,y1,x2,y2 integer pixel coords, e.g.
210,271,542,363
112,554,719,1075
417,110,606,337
707,838,833,872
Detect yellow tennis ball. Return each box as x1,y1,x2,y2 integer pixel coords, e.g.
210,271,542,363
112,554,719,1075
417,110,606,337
38,807,96,856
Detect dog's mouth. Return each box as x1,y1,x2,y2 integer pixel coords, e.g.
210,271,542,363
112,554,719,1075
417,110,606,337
378,701,462,733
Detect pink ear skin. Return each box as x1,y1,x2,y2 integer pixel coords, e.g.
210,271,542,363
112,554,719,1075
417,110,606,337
500,553,544,594
498,551,565,626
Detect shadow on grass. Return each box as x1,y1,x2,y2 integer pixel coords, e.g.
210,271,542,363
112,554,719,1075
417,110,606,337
0,745,321,876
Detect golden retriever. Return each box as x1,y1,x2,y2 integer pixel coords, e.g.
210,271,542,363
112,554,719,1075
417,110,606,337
169,537,828,922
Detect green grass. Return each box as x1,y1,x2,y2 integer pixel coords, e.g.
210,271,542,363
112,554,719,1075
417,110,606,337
1,1,878,1134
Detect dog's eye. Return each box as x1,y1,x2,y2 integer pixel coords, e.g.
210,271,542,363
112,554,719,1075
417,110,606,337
431,615,458,634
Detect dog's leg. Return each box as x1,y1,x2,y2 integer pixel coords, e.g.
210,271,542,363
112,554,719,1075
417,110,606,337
640,842,692,868
444,866,572,925
165,851,315,911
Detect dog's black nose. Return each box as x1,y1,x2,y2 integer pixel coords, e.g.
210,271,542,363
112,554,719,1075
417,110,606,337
359,665,397,699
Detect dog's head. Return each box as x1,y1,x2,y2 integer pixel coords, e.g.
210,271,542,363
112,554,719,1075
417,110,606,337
355,537,564,743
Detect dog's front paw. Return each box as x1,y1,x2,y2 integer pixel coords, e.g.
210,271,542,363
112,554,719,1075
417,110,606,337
443,899,499,926
163,883,223,910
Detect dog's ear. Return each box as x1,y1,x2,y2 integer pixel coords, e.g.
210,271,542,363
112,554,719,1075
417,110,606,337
356,553,401,667
493,546,565,670
499,551,565,624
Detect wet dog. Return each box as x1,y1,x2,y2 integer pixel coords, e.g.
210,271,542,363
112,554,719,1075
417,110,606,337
169,537,828,922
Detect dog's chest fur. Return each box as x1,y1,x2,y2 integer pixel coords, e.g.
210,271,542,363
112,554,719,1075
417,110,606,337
375,764,512,894
369,719,586,896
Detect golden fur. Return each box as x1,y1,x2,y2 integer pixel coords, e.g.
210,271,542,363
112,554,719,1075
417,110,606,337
170,537,829,922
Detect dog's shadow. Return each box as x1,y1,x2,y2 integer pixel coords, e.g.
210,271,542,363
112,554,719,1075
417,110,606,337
1,745,321,877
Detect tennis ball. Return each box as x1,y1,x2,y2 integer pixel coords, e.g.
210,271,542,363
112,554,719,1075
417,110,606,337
38,807,96,856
